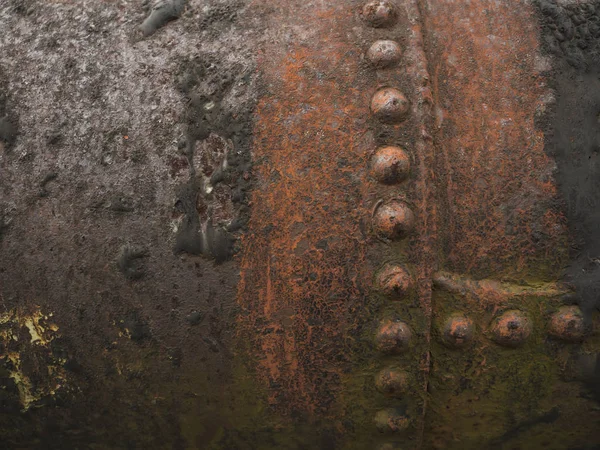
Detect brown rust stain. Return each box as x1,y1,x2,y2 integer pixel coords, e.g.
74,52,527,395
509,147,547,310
236,3,372,416
424,0,568,280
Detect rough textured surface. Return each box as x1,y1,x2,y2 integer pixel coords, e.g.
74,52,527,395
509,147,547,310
235,0,379,445
1,0,600,448
236,1,437,448
0,0,261,447
424,0,568,281
421,0,600,448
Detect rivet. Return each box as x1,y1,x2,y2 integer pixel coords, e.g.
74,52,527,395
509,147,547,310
361,1,398,28
371,146,410,184
375,367,409,398
376,263,413,299
440,313,474,348
371,88,410,124
490,310,532,347
375,319,412,354
374,407,411,433
367,40,402,69
549,306,587,342
373,200,415,240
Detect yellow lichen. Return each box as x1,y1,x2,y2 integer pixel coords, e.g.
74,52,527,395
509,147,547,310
0,307,66,411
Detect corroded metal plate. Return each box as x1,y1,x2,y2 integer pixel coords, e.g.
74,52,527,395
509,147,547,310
0,0,599,449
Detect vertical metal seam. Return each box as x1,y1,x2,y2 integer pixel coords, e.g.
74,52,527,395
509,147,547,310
403,0,437,447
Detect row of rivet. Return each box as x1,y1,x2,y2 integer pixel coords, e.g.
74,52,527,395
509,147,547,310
364,1,415,239
361,1,414,439
370,308,588,445
376,306,589,352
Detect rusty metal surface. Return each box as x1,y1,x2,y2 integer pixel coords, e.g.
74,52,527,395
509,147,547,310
425,0,568,280
235,2,436,448
1,0,600,449
421,1,600,448
237,0,373,418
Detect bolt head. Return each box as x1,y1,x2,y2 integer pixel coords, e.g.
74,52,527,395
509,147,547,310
549,306,587,342
440,314,474,348
371,146,410,184
362,1,398,28
376,263,413,299
490,310,532,347
375,319,412,354
371,88,410,124
367,40,402,69
373,200,415,240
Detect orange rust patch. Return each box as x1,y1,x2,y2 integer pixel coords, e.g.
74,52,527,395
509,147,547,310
425,0,568,279
236,3,372,416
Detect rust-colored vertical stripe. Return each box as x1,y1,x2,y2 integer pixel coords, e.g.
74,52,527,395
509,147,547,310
236,2,372,416
423,0,567,281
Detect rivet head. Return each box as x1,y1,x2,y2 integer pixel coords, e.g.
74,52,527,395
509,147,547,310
371,88,410,124
371,146,410,184
374,407,411,433
367,40,402,69
441,314,474,348
362,1,398,28
373,200,415,240
375,368,409,398
549,306,587,342
375,319,412,354
490,310,532,347
376,263,413,299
